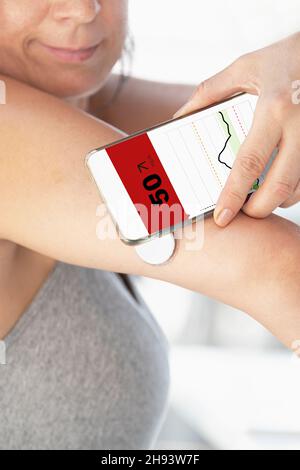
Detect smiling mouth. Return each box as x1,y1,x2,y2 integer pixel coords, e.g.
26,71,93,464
40,42,101,63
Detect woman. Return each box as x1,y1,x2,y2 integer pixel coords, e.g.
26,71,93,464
0,0,299,450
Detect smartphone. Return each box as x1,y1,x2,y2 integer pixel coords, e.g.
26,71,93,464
86,92,260,245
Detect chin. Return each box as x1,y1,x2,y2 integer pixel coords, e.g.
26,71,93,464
19,41,122,99
40,72,106,99
23,59,112,99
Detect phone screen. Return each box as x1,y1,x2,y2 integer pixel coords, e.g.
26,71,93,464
87,93,259,243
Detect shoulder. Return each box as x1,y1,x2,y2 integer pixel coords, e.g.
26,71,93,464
89,73,195,134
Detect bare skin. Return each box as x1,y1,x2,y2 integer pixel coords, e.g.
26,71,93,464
0,73,299,349
0,0,299,349
0,73,196,340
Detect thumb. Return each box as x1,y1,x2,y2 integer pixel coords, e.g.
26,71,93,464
173,55,252,118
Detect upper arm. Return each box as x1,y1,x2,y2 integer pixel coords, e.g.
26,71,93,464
0,73,299,349
0,73,137,272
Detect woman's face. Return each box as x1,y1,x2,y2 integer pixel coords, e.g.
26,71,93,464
0,0,128,98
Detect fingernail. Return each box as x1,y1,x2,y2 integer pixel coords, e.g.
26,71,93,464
214,208,234,227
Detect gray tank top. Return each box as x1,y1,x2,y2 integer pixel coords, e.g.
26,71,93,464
0,262,170,450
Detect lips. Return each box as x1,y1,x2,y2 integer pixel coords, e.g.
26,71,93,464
39,41,101,63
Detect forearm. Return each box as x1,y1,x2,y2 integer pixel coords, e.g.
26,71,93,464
153,212,300,348
0,74,299,348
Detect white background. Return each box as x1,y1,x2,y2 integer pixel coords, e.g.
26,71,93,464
128,0,300,84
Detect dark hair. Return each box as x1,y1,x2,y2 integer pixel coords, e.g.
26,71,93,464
96,31,135,112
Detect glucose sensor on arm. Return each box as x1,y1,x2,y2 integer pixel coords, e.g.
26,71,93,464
134,233,176,265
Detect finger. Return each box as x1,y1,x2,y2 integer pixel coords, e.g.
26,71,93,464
214,102,281,227
243,136,300,217
173,55,254,118
279,179,300,208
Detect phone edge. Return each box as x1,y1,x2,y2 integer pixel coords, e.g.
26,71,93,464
85,91,257,245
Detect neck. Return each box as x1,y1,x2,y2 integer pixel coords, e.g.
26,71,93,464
64,96,90,112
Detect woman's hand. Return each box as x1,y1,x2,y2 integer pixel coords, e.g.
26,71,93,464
174,32,300,227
